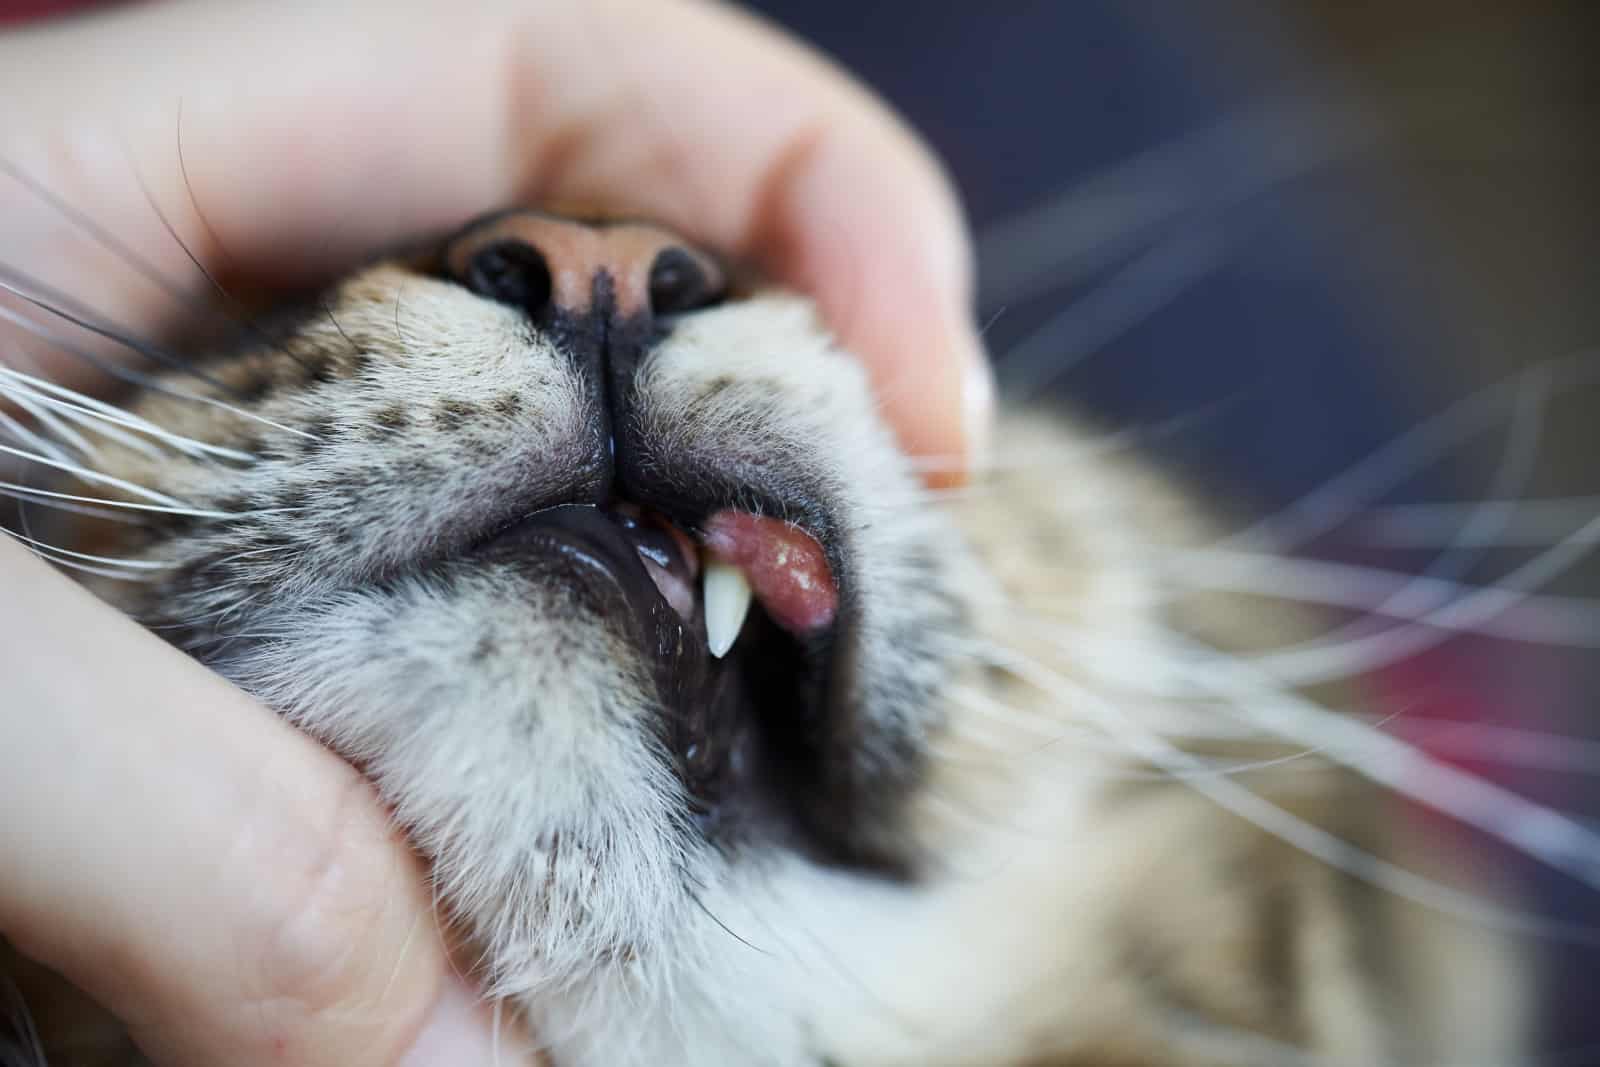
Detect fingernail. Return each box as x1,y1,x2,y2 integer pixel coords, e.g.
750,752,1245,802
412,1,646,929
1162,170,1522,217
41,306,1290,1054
959,317,995,477
400,977,527,1067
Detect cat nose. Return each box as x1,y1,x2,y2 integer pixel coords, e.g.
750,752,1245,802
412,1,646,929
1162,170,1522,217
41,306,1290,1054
444,212,725,324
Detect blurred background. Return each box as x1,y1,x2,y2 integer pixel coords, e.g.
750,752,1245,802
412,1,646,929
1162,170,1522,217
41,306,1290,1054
743,0,1598,1055
3,0,1596,1057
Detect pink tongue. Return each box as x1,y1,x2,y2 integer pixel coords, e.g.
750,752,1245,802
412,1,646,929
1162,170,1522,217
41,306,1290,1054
702,510,838,635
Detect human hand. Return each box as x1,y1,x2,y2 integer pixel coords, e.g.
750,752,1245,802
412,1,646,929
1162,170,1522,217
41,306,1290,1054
0,2,990,1064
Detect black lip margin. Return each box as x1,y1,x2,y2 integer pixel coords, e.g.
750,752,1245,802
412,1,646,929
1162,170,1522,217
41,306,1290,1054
475,503,782,837
476,503,701,669
472,501,913,876
608,435,920,876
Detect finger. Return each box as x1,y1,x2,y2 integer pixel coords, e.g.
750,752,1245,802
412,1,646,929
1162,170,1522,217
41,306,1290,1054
0,539,533,1067
0,0,990,481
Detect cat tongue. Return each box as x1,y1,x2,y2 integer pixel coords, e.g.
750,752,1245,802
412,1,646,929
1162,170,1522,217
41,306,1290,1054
702,510,837,636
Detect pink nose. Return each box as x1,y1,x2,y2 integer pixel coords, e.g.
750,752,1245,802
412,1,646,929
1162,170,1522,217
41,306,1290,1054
443,212,726,322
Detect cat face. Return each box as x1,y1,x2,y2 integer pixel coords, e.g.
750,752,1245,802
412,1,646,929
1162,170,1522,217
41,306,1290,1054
16,209,1534,1066
61,211,974,993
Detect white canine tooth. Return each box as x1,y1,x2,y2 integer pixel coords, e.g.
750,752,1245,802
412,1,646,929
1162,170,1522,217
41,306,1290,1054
703,560,753,658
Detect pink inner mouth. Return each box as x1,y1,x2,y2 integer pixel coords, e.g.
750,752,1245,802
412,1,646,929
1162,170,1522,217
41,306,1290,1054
702,510,838,636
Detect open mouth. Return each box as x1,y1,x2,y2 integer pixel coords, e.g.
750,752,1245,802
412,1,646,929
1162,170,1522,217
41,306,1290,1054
473,499,844,831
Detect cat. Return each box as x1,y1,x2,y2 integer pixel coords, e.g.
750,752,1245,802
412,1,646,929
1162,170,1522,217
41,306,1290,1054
0,208,1540,1066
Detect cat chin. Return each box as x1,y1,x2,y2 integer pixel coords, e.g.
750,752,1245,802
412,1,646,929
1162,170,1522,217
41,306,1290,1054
211,565,708,991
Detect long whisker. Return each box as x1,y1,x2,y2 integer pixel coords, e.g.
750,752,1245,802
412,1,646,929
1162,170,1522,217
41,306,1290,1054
931,719,1329,784
1039,616,1600,784
1,154,204,314
2,379,102,460
976,92,1374,310
0,404,73,465
1421,360,1552,580
1370,717,1600,778
4,530,159,582
0,365,254,461
1154,629,1600,893
0,309,318,442
1220,507,1600,684
8,387,165,461
0,264,237,393
960,636,1600,944
2,484,144,526
5,150,322,378
2,526,173,570
0,299,215,402
1359,495,1600,548
0,442,189,508
131,151,320,376
1219,352,1600,556
1219,365,1555,675
1169,549,1600,649
906,395,1253,478
996,220,1237,400
0,480,232,519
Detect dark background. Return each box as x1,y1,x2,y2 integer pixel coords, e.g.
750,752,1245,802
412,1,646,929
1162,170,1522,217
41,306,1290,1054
745,1,1597,506
4,0,1596,1054
745,0,1599,1053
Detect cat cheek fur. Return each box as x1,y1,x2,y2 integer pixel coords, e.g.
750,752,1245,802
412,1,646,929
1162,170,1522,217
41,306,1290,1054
215,564,702,995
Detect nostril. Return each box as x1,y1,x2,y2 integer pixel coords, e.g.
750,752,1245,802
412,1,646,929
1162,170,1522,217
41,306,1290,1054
463,239,553,315
648,247,723,315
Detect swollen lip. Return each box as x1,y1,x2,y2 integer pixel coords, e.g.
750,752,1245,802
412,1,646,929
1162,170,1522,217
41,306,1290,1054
633,508,838,659
701,510,838,643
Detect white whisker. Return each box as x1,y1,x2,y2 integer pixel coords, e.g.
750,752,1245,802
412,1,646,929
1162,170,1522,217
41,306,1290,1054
4,379,167,461
1435,360,1551,569
1220,353,1600,556
909,429,1189,478
0,365,254,461
1024,610,1600,884
33,396,165,460
4,383,101,460
1159,631,1600,894
1368,717,1600,778
1170,549,1600,649
1244,364,1552,680
0,442,189,509
961,636,1600,944
4,487,145,526
1235,507,1600,684
1360,495,1600,548
0,480,231,518
996,221,1236,399
0,309,317,444
977,91,1374,310
2,526,173,569
4,531,158,582
0,405,72,465
931,718,1327,783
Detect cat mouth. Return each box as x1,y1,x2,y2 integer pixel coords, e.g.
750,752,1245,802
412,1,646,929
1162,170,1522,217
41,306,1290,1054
474,500,844,827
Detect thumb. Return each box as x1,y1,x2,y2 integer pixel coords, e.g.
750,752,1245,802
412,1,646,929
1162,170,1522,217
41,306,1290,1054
0,539,535,1066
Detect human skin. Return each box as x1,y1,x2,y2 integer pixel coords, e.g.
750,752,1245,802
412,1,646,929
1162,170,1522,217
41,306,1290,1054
0,1,989,1064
